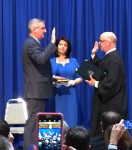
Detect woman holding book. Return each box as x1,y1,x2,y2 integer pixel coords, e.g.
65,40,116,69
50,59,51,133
49,36,82,127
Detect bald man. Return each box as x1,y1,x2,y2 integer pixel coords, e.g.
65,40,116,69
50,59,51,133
85,32,127,137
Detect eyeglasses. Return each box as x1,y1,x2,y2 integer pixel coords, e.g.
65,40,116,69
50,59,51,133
99,40,107,43
40,27,46,30
99,40,110,44
36,26,46,30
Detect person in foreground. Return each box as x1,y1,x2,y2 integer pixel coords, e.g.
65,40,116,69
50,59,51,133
107,119,128,150
90,111,131,150
85,32,127,137
22,18,57,150
31,121,125,150
62,120,126,150
0,119,14,150
0,135,14,150
63,126,90,150
50,36,82,127
105,123,132,150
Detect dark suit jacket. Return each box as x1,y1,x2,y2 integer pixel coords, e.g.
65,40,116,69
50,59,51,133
22,36,57,99
90,133,107,150
90,50,127,137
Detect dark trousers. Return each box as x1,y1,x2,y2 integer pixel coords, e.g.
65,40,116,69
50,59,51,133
23,99,46,150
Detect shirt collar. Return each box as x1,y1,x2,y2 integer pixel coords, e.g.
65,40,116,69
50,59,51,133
30,35,41,44
106,48,116,55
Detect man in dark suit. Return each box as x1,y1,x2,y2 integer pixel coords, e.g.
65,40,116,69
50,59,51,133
22,18,57,150
85,32,127,137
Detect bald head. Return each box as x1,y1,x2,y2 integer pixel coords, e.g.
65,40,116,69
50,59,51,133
100,32,117,44
99,32,117,52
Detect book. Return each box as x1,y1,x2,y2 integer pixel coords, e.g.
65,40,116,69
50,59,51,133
52,77,69,83
57,79,69,83
75,59,106,80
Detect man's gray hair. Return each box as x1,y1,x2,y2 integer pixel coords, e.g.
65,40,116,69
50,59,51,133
28,18,44,33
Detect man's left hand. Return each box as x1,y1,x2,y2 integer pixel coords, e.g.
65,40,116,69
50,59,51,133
85,75,96,86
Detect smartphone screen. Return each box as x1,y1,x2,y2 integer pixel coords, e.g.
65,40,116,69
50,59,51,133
124,120,132,129
36,113,63,150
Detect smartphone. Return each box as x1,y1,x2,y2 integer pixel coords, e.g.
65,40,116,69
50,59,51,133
124,120,132,129
36,112,63,150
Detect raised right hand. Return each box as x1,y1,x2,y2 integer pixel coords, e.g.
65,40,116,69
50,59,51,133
91,41,99,55
51,27,56,44
109,119,125,145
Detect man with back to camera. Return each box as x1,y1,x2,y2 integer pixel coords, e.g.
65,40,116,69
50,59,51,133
85,32,127,138
22,18,57,150
90,111,122,150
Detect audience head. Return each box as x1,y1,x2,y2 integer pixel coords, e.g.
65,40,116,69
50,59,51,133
101,111,122,132
63,120,69,140
64,126,90,150
0,119,10,138
0,135,12,150
55,36,71,58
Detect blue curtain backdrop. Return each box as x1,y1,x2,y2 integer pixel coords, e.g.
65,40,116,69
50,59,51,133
0,0,132,130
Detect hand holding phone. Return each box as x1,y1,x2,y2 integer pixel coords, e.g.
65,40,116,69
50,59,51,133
36,112,63,150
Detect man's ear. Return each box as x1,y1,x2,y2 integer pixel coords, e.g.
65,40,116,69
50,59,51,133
68,146,77,150
100,121,102,127
100,121,104,132
34,28,38,33
88,144,91,150
63,140,66,144
33,27,38,33
62,144,68,150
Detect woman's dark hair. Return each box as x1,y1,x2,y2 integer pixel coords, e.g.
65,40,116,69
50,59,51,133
55,36,71,58
65,126,90,150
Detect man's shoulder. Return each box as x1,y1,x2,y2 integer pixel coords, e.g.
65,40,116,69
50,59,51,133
90,134,104,143
22,36,40,51
90,135,107,150
24,36,38,44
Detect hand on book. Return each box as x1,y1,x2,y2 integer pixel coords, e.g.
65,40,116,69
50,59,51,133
64,80,75,87
54,82,63,88
53,75,68,81
53,75,70,88
54,81,70,88
85,75,96,86
53,78,75,88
